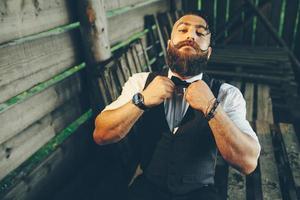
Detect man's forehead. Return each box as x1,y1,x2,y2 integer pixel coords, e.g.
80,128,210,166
174,15,208,28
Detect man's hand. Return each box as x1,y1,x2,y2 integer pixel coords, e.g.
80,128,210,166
142,76,175,107
185,80,215,113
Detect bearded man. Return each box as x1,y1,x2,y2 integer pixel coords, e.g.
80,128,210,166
93,11,261,200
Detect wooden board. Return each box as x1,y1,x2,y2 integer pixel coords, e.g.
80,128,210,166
257,85,274,123
227,168,246,200
228,0,244,44
279,123,300,194
282,0,299,47
107,0,169,45
0,74,82,145
2,119,94,200
0,97,83,180
104,0,145,11
255,0,272,46
268,0,283,45
256,121,282,199
245,83,254,121
0,0,75,44
216,0,228,41
0,30,81,103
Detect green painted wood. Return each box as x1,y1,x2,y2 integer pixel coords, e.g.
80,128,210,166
0,109,92,197
0,63,86,114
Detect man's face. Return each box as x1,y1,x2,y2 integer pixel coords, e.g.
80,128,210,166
167,15,212,77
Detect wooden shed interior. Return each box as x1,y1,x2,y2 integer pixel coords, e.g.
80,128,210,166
1,0,300,200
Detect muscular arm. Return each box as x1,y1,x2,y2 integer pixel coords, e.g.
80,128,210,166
185,81,260,175
93,76,175,145
93,101,144,145
208,106,260,175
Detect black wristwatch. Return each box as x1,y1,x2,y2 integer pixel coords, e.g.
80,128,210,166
132,92,148,110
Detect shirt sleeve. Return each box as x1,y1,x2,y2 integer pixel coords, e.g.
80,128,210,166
218,83,261,156
102,72,150,112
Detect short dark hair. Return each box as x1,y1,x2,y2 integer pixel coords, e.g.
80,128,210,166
183,10,210,29
182,10,214,45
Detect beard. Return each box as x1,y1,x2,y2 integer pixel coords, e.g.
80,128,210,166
167,41,208,77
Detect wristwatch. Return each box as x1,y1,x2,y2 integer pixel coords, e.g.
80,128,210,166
132,92,148,110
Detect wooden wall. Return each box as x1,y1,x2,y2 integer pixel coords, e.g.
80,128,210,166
191,0,300,65
0,0,173,199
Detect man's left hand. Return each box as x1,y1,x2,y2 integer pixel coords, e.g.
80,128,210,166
185,80,215,113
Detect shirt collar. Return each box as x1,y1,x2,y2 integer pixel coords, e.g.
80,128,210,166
167,69,203,83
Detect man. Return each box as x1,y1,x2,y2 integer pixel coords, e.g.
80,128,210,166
93,11,261,200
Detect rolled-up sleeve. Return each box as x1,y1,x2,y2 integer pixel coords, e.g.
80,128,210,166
102,72,149,112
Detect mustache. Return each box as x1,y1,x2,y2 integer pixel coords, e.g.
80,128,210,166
173,40,200,52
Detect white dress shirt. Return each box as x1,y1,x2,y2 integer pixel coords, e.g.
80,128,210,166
102,70,260,151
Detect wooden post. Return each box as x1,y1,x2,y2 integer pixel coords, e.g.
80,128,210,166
78,0,111,62
77,0,112,116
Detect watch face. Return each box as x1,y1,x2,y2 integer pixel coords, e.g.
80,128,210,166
133,93,143,105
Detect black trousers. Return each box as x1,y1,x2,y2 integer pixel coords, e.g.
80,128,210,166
128,175,221,200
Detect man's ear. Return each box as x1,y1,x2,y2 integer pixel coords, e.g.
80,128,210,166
207,47,212,60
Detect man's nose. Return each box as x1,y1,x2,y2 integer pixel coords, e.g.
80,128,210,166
186,36,195,41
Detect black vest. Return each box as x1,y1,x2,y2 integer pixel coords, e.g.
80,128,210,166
134,70,223,195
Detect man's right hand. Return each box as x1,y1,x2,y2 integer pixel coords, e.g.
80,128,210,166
141,76,175,107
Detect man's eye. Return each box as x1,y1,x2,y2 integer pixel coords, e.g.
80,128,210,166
178,29,187,33
196,32,205,37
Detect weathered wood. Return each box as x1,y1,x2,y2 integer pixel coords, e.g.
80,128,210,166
268,0,283,45
103,0,145,11
0,97,83,181
0,30,81,103
0,0,75,44
0,74,82,145
245,0,300,74
227,168,246,200
279,123,300,196
1,118,93,200
216,0,228,41
257,85,274,123
255,0,272,45
245,83,254,121
228,0,244,44
282,0,299,47
107,0,169,45
78,0,111,62
256,121,282,200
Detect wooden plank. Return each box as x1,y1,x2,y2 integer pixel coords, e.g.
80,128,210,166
282,0,299,47
227,168,246,200
228,0,244,44
256,121,282,199
1,118,93,200
107,0,169,45
245,83,254,121
257,84,274,123
0,0,75,44
255,0,272,46
0,30,81,103
202,0,215,31
268,0,283,45
279,123,300,195
216,0,228,41
103,0,145,11
0,97,83,180
0,74,82,145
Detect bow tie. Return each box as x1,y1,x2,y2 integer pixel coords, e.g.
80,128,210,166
171,76,191,88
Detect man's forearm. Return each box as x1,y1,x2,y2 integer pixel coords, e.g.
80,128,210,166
208,106,259,174
93,101,144,145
